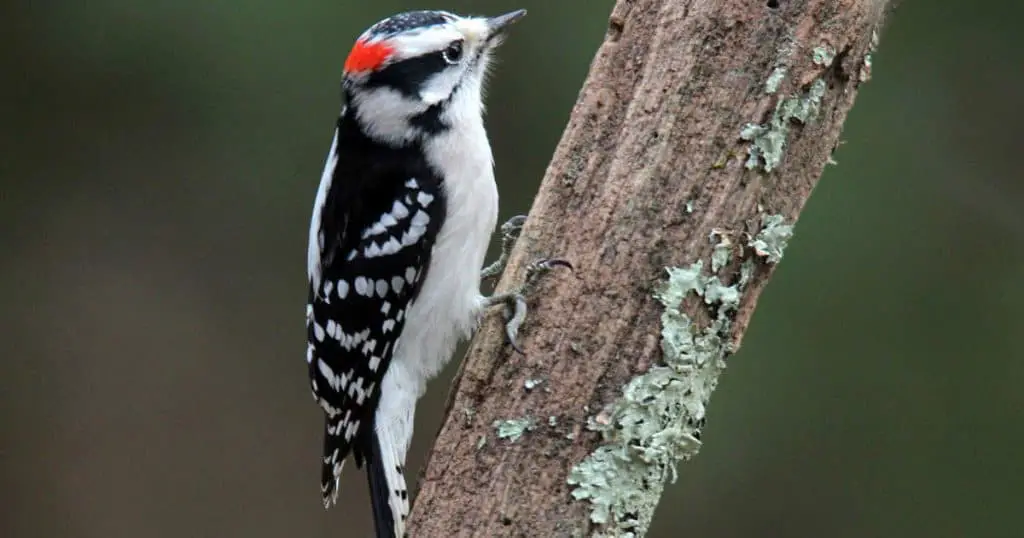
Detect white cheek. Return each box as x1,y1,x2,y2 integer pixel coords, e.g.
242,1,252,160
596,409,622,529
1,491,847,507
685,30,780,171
419,68,464,105
353,87,428,143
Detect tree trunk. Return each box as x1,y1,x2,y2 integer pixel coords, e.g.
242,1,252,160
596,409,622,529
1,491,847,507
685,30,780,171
407,0,889,536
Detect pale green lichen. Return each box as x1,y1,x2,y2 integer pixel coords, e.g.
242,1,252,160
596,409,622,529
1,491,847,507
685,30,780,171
860,30,879,82
525,378,545,390
765,66,787,94
710,232,733,272
741,78,828,172
749,214,794,263
549,416,559,427
493,417,536,443
738,258,756,289
476,434,487,450
860,53,873,82
812,44,836,66
568,259,753,536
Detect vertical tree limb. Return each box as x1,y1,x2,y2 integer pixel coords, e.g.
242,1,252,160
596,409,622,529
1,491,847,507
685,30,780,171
407,0,889,535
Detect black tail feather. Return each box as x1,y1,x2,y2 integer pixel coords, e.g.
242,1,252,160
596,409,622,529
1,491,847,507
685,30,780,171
366,433,397,538
321,414,344,506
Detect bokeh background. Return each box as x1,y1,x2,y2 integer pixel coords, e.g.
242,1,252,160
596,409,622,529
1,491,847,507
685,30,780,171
3,0,1022,536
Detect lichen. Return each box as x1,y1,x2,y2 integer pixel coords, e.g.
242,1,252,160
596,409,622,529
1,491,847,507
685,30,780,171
568,259,752,536
525,378,545,390
710,231,733,272
749,214,794,264
741,78,828,172
860,53,873,82
765,66,787,94
493,417,536,443
738,258,756,289
812,44,836,67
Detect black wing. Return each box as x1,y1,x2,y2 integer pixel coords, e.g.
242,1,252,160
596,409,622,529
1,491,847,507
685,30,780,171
307,113,446,505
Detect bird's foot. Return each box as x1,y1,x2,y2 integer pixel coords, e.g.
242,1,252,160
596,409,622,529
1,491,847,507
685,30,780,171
481,215,527,281
482,257,573,354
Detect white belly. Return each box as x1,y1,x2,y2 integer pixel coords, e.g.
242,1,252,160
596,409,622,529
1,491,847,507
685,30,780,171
373,96,499,464
375,148,498,460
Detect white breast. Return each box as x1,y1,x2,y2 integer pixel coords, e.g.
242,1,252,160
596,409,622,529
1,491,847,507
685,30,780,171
373,71,499,462
393,119,498,389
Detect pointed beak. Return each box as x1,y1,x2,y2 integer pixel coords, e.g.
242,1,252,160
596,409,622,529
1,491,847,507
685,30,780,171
486,9,527,40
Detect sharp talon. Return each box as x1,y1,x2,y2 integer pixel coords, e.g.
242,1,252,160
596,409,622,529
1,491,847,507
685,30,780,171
502,215,527,234
504,294,528,354
507,329,525,355
537,258,573,272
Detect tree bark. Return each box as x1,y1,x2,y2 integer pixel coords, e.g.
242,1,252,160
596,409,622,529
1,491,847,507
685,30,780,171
407,0,889,536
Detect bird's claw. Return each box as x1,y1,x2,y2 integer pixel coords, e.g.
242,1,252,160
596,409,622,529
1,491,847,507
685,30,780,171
481,215,528,281
480,216,573,353
484,256,572,355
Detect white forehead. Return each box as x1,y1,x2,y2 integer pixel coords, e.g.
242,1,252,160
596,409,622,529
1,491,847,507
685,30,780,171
363,16,491,60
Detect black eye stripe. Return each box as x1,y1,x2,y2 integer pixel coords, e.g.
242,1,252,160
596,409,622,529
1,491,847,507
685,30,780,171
365,51,448,97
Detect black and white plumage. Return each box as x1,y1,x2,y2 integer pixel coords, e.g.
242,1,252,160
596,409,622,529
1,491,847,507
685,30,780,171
305,9,527,538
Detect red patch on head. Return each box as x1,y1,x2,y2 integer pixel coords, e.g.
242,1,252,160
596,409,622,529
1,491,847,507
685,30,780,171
343,39,394,74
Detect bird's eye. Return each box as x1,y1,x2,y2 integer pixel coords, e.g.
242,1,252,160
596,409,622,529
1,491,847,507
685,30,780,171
442,41,464,64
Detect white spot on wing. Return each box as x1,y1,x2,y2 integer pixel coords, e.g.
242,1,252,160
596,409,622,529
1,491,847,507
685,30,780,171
416,192,434,207
411,210,430,227
390,200,409,220
380,237,402,256
376,279,389,297
336,279,349,299
363,221,388,239
405,267,417,284
401,225,426,246
391,276,404,294
365,242,382,257
318,359,337,390
355,276,370,297
314,322,325,342
405,178,418,188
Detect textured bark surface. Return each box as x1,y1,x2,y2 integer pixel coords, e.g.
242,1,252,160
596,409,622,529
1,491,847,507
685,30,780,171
408,0,889,536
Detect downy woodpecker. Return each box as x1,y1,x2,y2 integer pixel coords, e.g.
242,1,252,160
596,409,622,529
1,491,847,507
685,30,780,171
305,9,564,537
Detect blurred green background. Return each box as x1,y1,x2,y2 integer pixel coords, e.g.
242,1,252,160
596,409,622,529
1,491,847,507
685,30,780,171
3,0,1022,536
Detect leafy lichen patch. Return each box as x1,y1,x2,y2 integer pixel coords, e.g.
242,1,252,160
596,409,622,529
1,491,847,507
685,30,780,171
741,79,828,172
525,378,545,391
749,214,794,264
812,44,836,66
493,417,536,443
567,259,752,536
765,66,787,94
710,231,733,273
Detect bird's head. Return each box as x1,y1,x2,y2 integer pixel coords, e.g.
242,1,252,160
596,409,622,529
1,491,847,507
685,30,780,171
339,9,526,144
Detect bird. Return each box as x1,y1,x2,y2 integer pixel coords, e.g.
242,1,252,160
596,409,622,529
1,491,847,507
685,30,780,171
303,8,565,537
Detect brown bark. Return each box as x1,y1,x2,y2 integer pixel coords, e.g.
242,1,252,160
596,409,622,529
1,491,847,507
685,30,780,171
407,0,889,536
